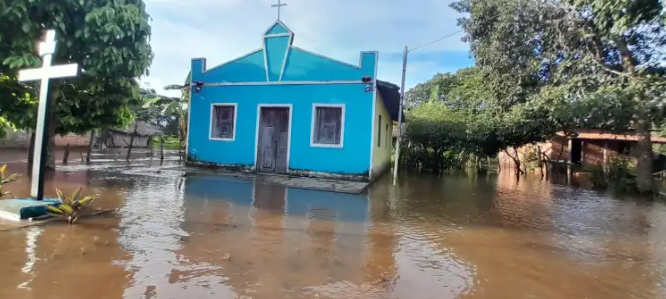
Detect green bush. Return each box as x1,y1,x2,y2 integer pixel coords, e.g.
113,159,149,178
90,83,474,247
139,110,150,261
0,164,21,199
586,157,638,193
46,187,96,224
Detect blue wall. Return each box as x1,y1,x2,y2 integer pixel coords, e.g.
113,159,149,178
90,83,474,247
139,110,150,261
183,176,368,223
188,21,377,176
286,188,368,223
184,175,254,206
188,84,373,174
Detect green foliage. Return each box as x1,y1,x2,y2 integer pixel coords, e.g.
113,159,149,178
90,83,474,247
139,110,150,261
0,164,21,199
152,135,180,149
450,0,666,191
0,0,153,141
521,145,541,171
401,66,556,172
163,74,192,149
587,158,638,193
46,187,95,224
133,88,186,138
0,74,38,136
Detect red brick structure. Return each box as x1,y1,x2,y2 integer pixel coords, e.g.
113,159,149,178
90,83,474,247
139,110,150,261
55,133,90,147
499,129,666,169
0,130,90,148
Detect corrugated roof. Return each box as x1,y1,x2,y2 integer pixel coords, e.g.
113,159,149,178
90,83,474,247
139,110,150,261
377,80,402,122
110,121,163,137
556,129,666,144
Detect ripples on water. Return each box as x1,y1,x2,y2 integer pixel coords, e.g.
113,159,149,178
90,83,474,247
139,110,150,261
0,162,664,299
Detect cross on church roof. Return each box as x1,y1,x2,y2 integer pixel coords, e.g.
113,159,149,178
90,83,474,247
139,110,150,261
271,0,287,21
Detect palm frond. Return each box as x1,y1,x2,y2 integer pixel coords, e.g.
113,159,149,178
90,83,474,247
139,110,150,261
0,164,21,199
71,187,82,202
48,187,98,224
46,205,64,214
79,196,95,205
164,84,186,90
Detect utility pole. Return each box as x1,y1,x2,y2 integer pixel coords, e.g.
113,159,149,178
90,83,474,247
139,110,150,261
392,46,408,186
391,30,462,186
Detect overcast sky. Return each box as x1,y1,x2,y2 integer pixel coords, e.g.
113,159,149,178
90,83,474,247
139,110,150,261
141,0,473,96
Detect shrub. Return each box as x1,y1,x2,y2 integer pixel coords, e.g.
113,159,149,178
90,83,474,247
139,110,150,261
0,164,21,199
46,187,96,224
587,157,638,193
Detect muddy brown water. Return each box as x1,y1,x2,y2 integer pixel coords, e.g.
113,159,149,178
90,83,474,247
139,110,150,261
0,154,664,298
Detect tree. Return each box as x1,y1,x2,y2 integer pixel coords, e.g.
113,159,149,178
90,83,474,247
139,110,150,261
0,0,153,169
451,0,666,193
0,75,37,137
164,72,192,155
405,72,469,108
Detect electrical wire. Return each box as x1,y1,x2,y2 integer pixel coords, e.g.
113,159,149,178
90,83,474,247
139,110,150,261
408,30,464,52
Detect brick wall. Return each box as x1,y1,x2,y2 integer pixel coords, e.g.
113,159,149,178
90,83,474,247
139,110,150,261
56,133,90,147
0,130,90,148
582,140,605,166
549,135,569,162
498,141,552,169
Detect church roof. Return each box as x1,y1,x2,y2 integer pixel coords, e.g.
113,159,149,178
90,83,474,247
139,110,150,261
264,21,292,35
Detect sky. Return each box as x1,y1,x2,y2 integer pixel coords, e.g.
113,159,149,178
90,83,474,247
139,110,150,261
141,0,473,96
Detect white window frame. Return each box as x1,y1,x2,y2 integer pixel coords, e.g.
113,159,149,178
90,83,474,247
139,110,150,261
310,103,345,148
209,103,238,141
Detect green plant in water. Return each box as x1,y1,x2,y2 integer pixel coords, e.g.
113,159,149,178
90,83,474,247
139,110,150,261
0,164,21,199
587,157,638,193
46,187,95,224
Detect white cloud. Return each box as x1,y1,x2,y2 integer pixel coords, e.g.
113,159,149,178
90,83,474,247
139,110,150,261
143,0,469,96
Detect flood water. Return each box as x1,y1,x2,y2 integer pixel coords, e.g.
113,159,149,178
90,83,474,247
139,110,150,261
0,151,665,298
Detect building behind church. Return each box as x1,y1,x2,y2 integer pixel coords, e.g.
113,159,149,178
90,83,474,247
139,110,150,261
186,20,400,182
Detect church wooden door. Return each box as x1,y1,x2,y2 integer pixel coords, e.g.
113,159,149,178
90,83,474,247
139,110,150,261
257,107,289,173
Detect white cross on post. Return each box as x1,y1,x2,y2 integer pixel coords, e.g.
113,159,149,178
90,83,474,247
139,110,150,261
271,0,287,21
18,30,79,200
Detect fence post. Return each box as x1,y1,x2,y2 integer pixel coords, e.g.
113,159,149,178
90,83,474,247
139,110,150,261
160,136,165,164
63,143,70,165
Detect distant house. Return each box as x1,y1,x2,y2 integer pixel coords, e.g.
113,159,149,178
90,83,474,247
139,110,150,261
392,123,406,145
186,20,401,182
99,121,163,148
0,130,90,148
498,129,666,169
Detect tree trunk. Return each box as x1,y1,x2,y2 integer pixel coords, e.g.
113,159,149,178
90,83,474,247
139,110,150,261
634,110,654,193
613,36,653,193
536,145,544,178
503,147,524,176
62,143,70,165
179,113,186,160
160,136,164,164
126,122,139,161
86,131,95,164
45,85,58,170
27,131,36,174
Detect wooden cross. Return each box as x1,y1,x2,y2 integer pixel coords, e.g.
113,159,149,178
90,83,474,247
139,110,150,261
18,30,79,200
271,0,287,21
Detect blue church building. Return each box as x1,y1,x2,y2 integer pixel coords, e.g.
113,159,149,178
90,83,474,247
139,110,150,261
186,20,400,182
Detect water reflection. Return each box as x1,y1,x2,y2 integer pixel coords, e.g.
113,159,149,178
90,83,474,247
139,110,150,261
0,167,664,298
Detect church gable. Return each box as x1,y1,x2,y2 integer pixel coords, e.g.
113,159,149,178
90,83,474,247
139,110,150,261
265,22,290,35
191,49,267,83
282,47,375,82
191,20,377,83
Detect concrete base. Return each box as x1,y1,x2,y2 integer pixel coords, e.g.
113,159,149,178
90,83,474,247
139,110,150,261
168,167,370,194
0,198,61,222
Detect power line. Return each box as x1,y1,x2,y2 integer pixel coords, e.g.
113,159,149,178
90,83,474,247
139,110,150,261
408,30,464,52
